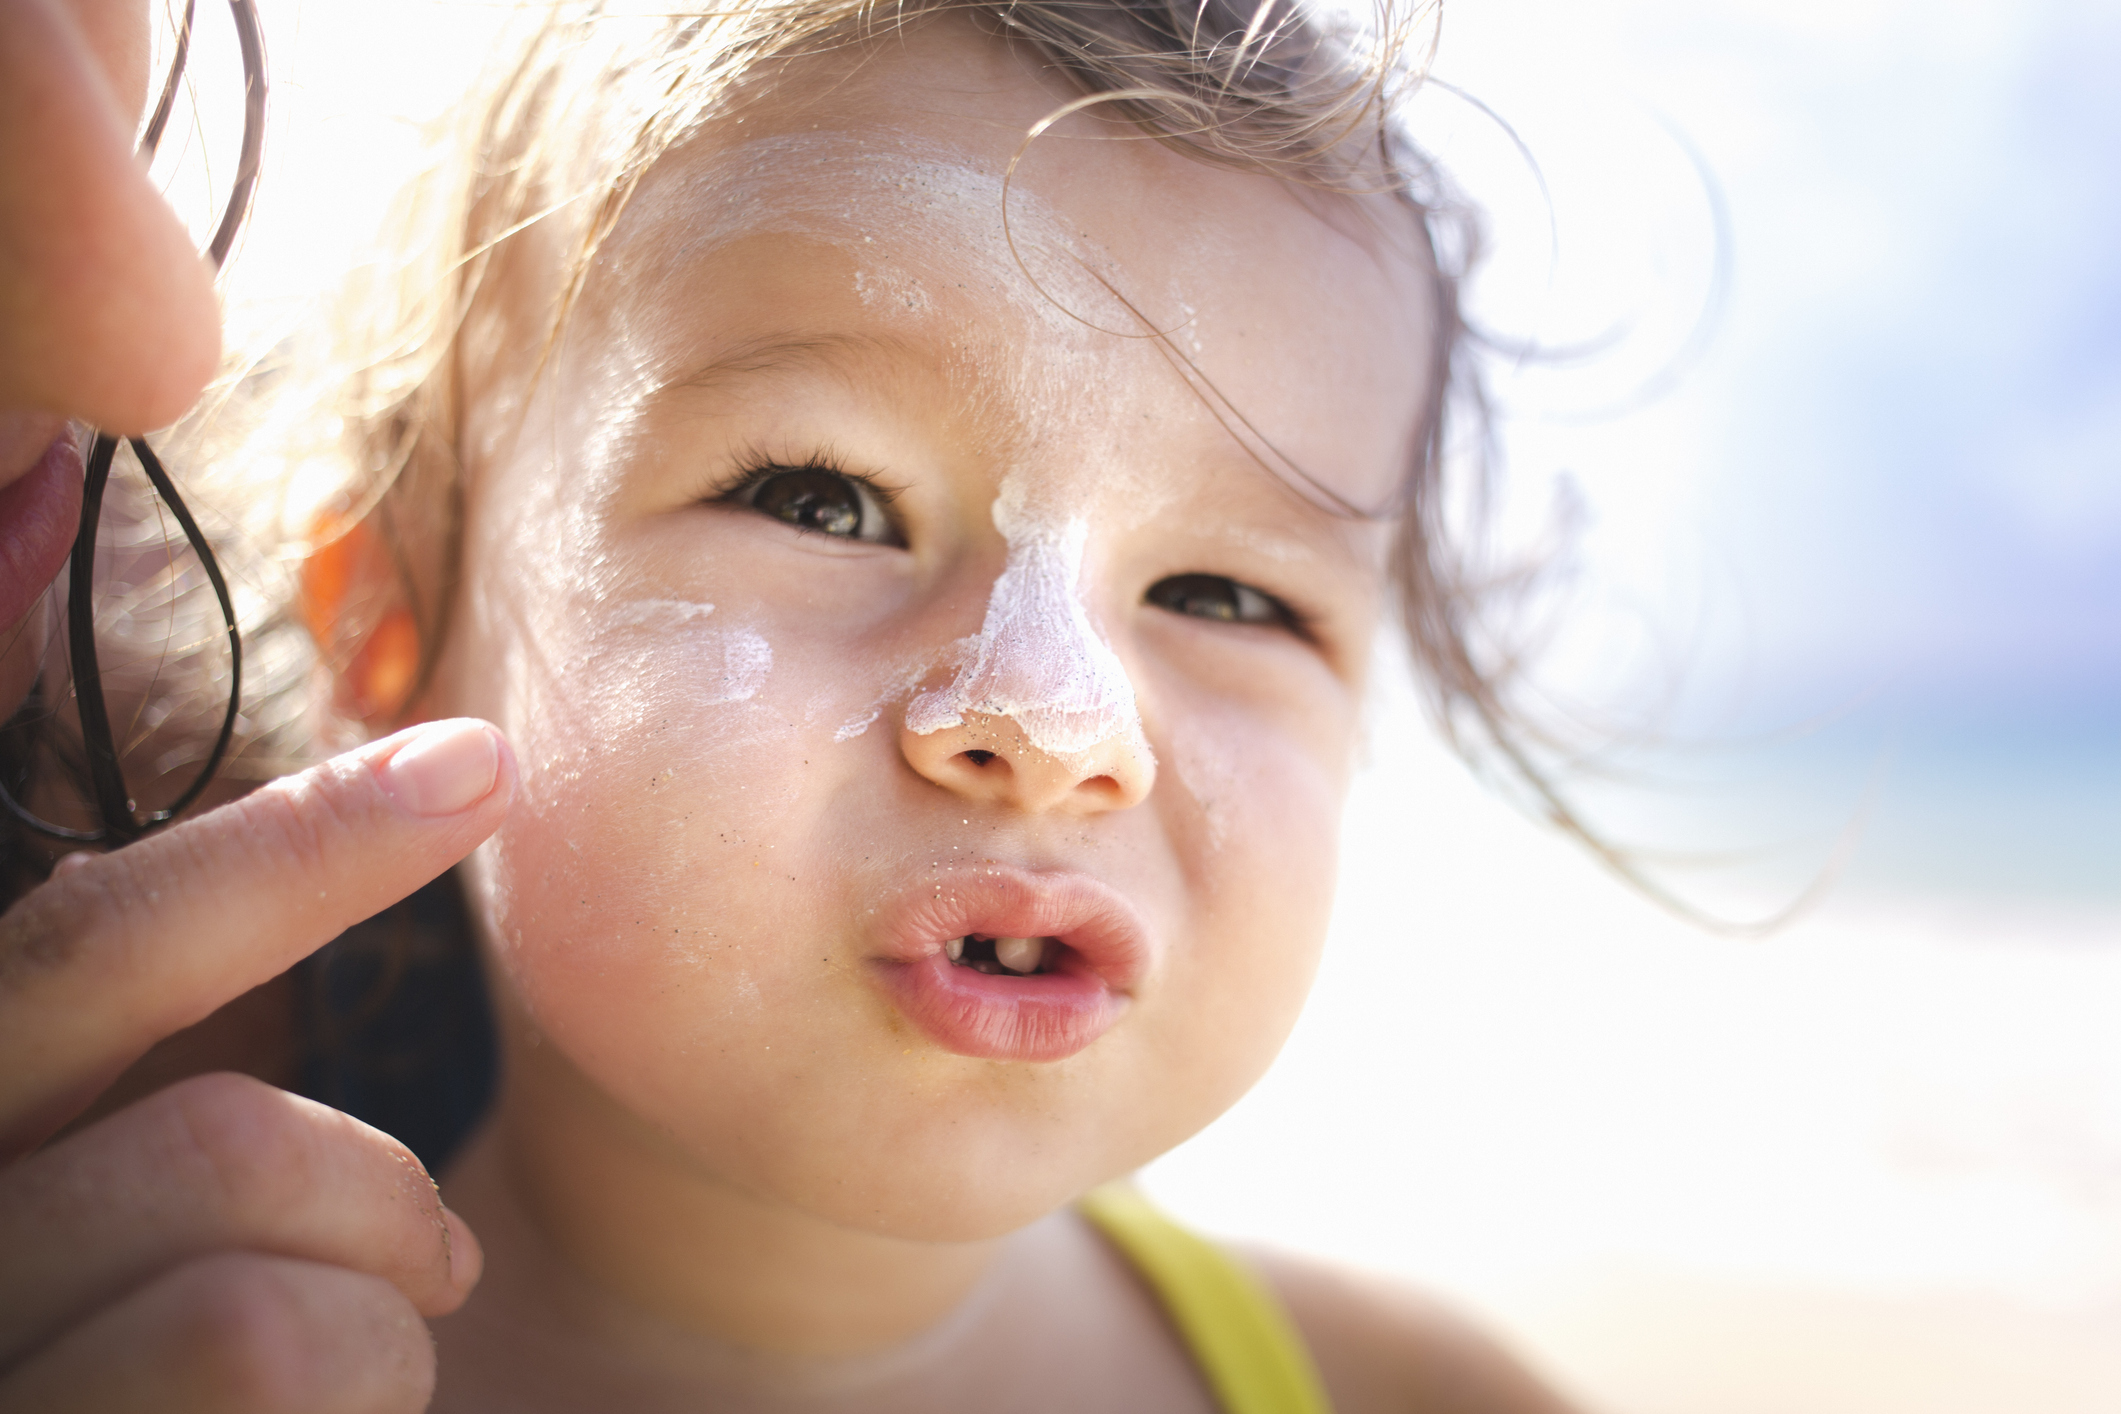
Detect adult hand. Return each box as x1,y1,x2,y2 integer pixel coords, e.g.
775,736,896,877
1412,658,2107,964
0,719,517,1413
0,14,509,1405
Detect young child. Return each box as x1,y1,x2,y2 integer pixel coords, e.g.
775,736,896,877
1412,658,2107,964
281,1,1586,1409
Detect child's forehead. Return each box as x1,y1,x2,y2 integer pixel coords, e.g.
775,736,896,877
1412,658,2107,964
619,132,1127,345
566,21,1433,518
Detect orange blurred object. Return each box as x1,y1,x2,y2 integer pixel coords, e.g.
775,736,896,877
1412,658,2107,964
299,515,419,721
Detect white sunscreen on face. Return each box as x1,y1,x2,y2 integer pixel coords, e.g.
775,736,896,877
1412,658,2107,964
904,485,1146,759
599,600,773,706
707,629,774,705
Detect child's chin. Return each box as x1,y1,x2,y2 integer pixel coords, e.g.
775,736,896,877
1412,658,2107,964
789,1164,1120,1247
635,1120,1126,1246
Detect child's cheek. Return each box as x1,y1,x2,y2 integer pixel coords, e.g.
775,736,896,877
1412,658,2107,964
464,594,832,1053
1160,701,1346,1086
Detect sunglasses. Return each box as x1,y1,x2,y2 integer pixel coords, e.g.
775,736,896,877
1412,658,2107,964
0,0,265,848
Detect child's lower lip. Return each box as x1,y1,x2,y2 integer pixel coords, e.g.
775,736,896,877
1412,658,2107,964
0,433,82,633
874,952,1126,1062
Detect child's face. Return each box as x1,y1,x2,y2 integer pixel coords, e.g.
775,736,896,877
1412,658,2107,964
435,20,1431,1240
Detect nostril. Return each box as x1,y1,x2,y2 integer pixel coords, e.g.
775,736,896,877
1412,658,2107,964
962,750,996,767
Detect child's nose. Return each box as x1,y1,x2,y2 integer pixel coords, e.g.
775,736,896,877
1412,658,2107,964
898,711,1154,816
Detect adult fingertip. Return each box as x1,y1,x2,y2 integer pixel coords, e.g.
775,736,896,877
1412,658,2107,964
376,720,509,819
442,1205,483,1297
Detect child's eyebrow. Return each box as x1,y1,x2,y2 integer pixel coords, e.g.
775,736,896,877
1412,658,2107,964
673,330,917,393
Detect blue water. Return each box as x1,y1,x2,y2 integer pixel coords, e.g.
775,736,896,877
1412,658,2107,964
1826,724,2121,903
1573,712,2121,913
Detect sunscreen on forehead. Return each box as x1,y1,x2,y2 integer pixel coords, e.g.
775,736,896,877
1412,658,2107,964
905,484,1146,759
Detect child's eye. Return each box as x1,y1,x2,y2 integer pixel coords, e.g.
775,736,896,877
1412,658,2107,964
1145,573,1298,630
729,467,899,545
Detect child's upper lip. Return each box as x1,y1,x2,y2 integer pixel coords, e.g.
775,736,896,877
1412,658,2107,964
872,864,1153,992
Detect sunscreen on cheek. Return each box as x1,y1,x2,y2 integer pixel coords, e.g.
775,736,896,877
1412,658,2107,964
602,599,773,706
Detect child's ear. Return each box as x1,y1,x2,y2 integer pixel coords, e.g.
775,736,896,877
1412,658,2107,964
300,512,424,732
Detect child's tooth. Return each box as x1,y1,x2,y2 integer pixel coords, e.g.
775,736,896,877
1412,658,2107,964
946,936,965,963
994,936,1043,974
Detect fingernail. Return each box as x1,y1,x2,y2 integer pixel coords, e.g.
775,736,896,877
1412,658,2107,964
442,1205,483,1290
381,720,500,817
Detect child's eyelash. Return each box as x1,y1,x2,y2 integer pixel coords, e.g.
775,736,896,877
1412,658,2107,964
1272,596,1321,643
702,446,904,506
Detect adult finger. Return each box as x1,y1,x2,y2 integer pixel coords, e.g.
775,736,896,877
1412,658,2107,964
0,1251,436,1414
0,1073,479,1371
0,718,515,1155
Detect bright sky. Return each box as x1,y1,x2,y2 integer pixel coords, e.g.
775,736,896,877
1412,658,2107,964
158,2,2121,1410
1425,0,2121,734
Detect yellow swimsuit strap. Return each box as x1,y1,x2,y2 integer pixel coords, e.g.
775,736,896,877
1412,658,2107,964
1077,1185,1335,1414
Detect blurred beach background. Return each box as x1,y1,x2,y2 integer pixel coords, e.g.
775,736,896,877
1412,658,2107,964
1149,4,2121,1411
157,0,2119,1409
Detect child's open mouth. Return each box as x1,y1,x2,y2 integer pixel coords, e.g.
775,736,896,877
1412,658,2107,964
945,933,1056,975
870,867,1151,1063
